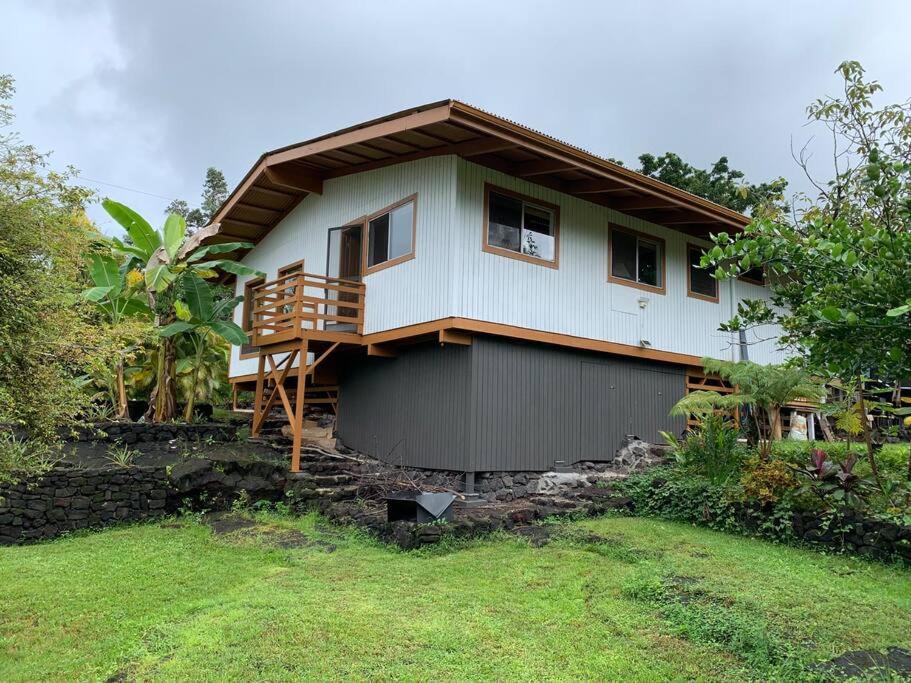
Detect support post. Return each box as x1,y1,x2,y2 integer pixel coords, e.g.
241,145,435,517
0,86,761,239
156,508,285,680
290,339,309,473
251,353,266,436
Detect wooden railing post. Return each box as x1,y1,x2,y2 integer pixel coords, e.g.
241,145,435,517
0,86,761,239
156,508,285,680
295,274,304,336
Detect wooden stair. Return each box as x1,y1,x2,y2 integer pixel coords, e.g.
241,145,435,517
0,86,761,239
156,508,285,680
251,339,346,472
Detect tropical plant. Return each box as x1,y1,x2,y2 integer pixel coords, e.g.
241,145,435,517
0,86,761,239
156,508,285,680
740,457,797,504
101,201,262,422
670,358,825,459
699,61,911,487
80,253,152,418
793,448,871,510
665,413,745,485
105,442,138,468
0,432,58,484
159,275,246,421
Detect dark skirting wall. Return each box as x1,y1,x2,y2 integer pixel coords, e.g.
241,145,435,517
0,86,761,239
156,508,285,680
337,343,473,471
337,335,686,473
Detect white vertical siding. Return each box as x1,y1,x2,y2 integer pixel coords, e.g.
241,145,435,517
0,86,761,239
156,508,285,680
453,159,788,364
230,156,456,377
229,154,787,379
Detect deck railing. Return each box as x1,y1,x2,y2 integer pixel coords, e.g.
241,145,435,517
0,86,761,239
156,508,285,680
251,271,365,345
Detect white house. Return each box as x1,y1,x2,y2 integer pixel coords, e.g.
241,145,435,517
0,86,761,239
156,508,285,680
201,100,785,473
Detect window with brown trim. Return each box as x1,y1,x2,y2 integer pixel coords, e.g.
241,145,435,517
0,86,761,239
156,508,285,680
483,184,559,267
277,260,305,314
739,266,765,286
240,277,264,357
365,195,416,274
687,244,719,302
608,226,665,293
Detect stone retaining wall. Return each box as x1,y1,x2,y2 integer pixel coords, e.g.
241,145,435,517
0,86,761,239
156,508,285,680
791,508,911,563
70,421,237,444
0,465,170,544
0,457,281,545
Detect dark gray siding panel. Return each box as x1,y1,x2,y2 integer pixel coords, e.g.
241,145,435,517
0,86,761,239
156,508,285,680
578,360,685,460
468,339,580,472
337,344,471,470
340,335,686,473
469,337,686,471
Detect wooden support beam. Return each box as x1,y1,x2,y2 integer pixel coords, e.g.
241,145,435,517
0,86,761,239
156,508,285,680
459,138,518,157
251,354,266,436
263,165,324,195
253,349,298,435
439,329,473,346
249,184,297,200
513,158,577,177
564,179,629,194
609,197,679,212
323,136,518,179
290,339,309,473
367,343,397,358
236,201,283,217
222,217,268,231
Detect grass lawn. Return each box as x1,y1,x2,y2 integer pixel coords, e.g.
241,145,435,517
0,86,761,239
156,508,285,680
1,514,909,682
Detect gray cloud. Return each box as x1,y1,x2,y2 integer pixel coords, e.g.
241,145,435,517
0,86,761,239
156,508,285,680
3,0,910,234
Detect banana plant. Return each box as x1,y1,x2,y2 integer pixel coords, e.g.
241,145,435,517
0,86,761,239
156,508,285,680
82,252,151,418
159,274,247,422
102,199,263,422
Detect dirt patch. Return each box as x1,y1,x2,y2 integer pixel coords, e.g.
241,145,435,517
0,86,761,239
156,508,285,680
63,439,282,470
513,525,558,547
206,513,259,535
571,533,663,563
204,513,335,552
812,647,911,680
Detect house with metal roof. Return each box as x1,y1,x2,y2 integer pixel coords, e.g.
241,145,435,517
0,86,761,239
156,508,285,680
201,100,785,474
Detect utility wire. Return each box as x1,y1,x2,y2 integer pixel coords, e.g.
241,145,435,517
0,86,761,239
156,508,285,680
78,175,177,201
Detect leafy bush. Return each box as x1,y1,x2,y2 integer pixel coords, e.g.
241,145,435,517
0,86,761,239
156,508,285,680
792,448,874,512
615,467,751,534
739,457,797,503
664,414,746,485
772,440,908,482
0,432,59,484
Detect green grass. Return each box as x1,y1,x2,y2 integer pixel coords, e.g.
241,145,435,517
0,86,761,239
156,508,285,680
1,515,910,681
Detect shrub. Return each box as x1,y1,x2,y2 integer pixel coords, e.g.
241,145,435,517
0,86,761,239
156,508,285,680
105,442,138,468
0,432,59,484
740,457,797,504
666,414,746,485
615,467,748,534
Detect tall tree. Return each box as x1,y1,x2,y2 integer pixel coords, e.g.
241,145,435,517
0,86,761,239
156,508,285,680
0,74,97,440
166,167,228,231
635,152,787,215
700,61,911,487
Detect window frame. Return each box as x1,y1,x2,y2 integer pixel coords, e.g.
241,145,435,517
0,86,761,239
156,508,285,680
607,225,666,295
239,276,265,358
482,183,560,269
362,194,417,276
686,243,719,303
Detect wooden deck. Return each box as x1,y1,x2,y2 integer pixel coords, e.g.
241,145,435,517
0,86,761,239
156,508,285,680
250,272,365,471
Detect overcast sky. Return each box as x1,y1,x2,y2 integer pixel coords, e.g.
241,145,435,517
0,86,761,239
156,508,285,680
3,1,911,235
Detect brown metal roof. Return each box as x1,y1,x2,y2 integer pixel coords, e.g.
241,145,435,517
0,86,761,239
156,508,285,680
206,100,749,259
